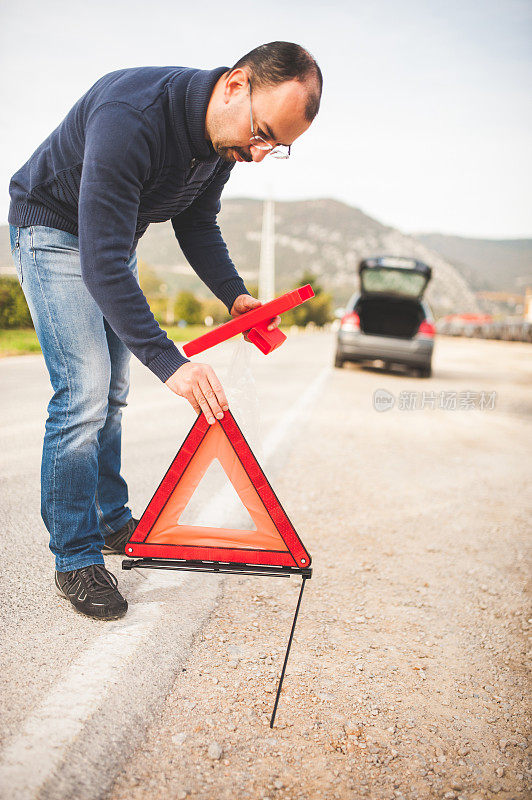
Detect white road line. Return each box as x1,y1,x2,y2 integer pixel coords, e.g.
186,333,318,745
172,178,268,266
0,603,162,800
262,365,330,460
0,364,329,795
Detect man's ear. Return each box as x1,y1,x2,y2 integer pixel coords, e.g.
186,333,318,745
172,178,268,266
223,68,249,104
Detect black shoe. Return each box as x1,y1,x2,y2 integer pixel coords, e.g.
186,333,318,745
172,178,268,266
55,564,128,620
102,517,139,555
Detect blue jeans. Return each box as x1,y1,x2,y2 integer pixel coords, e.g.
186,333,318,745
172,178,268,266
9,224,135,571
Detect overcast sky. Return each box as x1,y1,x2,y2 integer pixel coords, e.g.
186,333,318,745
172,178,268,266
1,0,530,238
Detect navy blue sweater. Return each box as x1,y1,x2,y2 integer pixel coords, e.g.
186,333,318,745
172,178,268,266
8,66,249,381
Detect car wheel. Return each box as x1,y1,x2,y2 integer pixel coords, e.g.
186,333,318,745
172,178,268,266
334,351,344,368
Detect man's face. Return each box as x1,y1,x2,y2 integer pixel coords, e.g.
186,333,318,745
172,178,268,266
208,70,313,164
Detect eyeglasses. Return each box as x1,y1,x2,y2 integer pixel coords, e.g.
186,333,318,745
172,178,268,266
248,80,291,159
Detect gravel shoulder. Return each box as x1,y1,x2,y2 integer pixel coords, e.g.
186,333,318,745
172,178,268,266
109,338,531,800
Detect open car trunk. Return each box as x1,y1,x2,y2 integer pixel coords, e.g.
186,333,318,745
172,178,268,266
356,296,425,339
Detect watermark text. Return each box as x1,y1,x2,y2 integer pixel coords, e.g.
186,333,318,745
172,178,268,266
373,389,497,412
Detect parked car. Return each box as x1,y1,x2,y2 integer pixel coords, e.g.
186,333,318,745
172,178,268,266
334,255,435,377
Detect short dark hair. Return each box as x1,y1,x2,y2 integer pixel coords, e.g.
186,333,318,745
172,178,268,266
231,41,323,122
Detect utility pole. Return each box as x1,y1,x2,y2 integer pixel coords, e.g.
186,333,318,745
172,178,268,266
259,198,275,303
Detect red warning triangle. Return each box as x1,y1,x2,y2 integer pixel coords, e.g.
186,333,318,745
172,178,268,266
126,410,311,569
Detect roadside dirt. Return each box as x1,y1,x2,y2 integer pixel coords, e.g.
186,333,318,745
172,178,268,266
110,341,531,800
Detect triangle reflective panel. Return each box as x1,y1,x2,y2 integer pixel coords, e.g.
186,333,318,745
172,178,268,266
126,411,311,569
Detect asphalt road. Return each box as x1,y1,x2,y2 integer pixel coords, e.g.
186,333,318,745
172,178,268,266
109,333,531,800
0,332,530,800
0,331,331,800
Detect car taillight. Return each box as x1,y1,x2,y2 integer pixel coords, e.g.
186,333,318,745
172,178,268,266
341,312,360,331
417,320,435,337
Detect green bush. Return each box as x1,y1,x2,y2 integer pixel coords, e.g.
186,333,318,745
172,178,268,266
200,298,231,325
0,277,33,329
145,289,229,328
138,259,165,296
174,291,204,325
149,297,167,325
282,271,333,327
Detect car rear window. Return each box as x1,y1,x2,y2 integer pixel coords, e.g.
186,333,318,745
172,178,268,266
361,268,427,298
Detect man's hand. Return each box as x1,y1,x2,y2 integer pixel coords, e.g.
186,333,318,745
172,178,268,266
165,362,228,425
230,294,281,331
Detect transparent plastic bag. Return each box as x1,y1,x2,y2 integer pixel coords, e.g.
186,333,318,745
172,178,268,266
224,336,263,461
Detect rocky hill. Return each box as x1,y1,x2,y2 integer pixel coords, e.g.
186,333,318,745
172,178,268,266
3,198,517,316
135,198,480,315
415,233,532,293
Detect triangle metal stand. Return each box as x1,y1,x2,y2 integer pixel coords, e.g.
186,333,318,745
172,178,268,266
123,558,311,727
